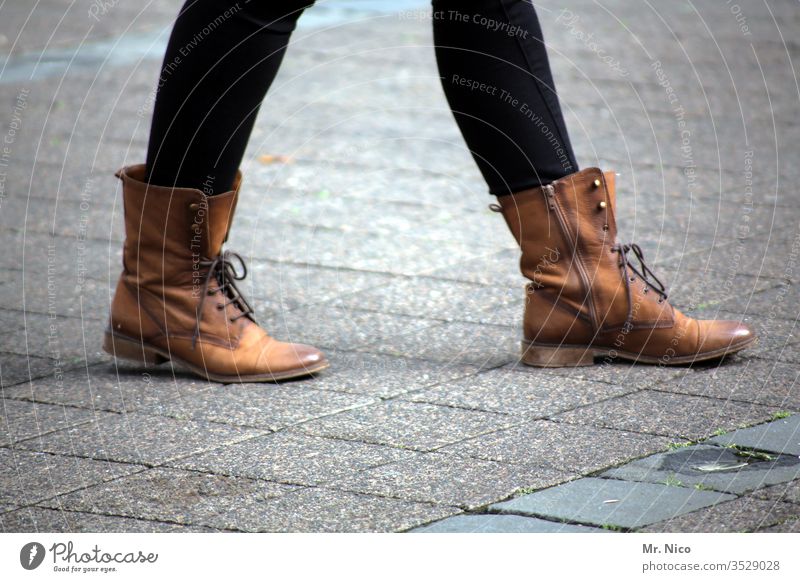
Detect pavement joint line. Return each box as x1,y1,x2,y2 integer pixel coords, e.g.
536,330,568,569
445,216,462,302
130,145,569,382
27,503,241,533
644,378,800,411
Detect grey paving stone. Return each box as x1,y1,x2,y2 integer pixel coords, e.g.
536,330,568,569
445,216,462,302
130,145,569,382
490,477,735,529
425,248,523,288
0,352,56,388
641,496,800,533
0,507,213,533
15,412,264,465
39,467,298,532
412,513,609,533
245,261,396,313
3,363,214,413
710,415,800,456
333,275,518,325
756,517,800,533
263,304,441,351
442,420,671,474
138,383,372,431
285,349,482,399
364,320,518,368
0,311,107,365
657,358,800,409
296,400,517,451
227,221,493,278
39,468,456,532
402,367,634,417
329,452,574,509
1,399,95,446
602,444,800,494
555,389,779,440
521,359,684,392
0,448,142,510
168,432,417,486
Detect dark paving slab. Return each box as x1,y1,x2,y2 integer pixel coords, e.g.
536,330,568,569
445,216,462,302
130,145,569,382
656,358,800,409
0,448,142,511
640,497,800,533
441,420,671,475
328,452,574,509
168,432,417,486
412,513,609,533
1,507,213,533
555,389,779,440
710,415,800,456
491,477,734,529
138,383,373,431
602,444,800,494
15,412,264,465
0,399,94,446
401,367,634,417
296,400,517,451
3,362,214,413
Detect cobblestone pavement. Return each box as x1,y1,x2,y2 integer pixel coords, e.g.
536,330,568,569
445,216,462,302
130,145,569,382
1,0,799,532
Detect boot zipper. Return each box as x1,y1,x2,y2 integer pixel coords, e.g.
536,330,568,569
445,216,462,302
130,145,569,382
541,183,600,332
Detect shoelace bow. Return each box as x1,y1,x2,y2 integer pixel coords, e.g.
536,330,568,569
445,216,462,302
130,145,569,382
192,250,256,349
611,242,669,325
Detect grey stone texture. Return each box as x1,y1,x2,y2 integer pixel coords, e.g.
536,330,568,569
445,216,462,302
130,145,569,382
554,390,780,440
602,444,800,494
640,497,800,533
412,513,609,533
16,412,264,465
327,452,574,509
710,414,800,456
441,420,672,475
2,0,799,533
491,477,735,529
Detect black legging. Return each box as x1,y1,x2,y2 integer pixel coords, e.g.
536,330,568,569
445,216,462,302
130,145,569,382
145,0,578,196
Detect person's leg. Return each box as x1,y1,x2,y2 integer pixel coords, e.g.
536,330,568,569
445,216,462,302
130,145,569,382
146,0,314,195
432,0,577,195
106,0,329,382
432,1,756,366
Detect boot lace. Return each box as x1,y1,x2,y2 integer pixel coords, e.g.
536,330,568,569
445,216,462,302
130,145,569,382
611,242,669,325
192,250,256,349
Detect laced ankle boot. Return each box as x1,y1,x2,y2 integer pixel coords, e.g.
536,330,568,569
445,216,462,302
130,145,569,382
494,167,756,367
103,164,328,381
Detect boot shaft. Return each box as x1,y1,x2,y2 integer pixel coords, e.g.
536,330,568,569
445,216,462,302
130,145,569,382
115,165,241,287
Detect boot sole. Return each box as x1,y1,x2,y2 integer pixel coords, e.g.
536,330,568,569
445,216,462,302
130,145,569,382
103,329,329,382
520,336,758,368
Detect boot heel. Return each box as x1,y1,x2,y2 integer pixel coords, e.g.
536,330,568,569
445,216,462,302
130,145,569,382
520,340,596,367
103,330,168,366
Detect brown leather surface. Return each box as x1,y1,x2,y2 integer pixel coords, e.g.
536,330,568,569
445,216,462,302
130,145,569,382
498,168,756,362
107,164,326,380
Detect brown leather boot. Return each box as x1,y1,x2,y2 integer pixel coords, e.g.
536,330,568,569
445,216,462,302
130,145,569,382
103,164,328,381
495,167,756,367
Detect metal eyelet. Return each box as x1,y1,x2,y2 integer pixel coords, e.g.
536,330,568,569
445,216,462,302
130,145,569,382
643,288,649,294
629,276,635,282
216,303,224,310
602,224,609,231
